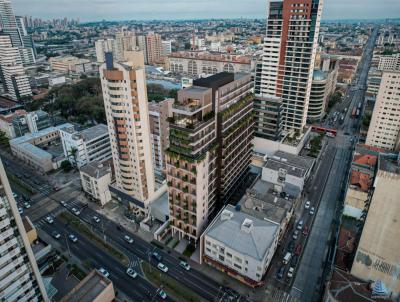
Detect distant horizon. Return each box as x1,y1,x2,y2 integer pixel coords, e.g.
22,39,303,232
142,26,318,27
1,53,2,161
12,0,400,23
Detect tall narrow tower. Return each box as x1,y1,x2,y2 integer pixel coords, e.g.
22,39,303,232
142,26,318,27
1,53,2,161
100,51,155,213
0,159,48,301
255,0,323,134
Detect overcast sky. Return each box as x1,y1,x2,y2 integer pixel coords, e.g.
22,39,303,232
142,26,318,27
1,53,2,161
11,0,400,22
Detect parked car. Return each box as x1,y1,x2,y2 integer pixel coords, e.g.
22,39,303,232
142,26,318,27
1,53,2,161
152,251,162,262
179,260,190,271
52,231,61,239
276,266,285,279
305,201,311,209
297,220,304,230
71,207,80,215
287,267,295,278
283,252,292,265
12,192,18,199
18,207,23,214
291,255,299,267
157,263,168,273
295,244,302,256
98,268,110,278
45,216,54,224
158,289,167,300
302,226,309,236
53,186,60,191
126,268,137,278
124,235,133,244
309,207,315,215
288,240,295,253
292,230,299,240
93,216,100,223
68,234,78,242
23,202,31,209
60,200,67,207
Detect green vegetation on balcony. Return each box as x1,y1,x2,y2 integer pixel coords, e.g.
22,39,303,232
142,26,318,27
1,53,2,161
223,113,254,138
169,145,193,155
203,111,215,122
183,187,189,193
166,148,206,164
182,175,188,181
219,94,253,120
170,128,190,139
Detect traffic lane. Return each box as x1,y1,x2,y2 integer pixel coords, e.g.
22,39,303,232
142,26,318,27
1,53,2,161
40,219,171,302
63,202,232,301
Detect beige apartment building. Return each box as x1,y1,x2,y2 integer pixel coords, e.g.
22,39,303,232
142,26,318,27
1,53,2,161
351,157,400,298
148,99,173,175
100,51,155,213
146,32,162,65
166,51,252,77
166,72,253,243
366,71,400,151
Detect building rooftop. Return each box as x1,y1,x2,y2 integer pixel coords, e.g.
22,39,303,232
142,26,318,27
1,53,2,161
0,96,23,114
10,123,74,146
80,161,112,179
239,178,294,224
78,124,109,142
0,109,27,123
313,70,328,81
264,150,314,178
193,72,234,88
349,171,372,192
60,270,113,302
168,51,251,64
379,156,400,174
206,205,279,261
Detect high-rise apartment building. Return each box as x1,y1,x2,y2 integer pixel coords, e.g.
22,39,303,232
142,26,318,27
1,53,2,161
0,159,48,301
100,51,155,212
145,33,162,65
0,0,35,65
148,99,174,176
254,0,323,137
95,38,119,63
166,72,253,242
0,34,32,100
366,71,400,151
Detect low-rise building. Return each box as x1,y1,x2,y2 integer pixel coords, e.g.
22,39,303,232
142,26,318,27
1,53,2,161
60,124,112,168
49,56,93,73
261,151,315,197
80,161,113,206
201,205,280,287
10,123,73,172
60,270,115,302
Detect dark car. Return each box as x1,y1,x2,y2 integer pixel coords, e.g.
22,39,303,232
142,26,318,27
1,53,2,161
295,244,302,256
291,255,299,267
276,266,285,279
152,251,162,262
288,240,295,253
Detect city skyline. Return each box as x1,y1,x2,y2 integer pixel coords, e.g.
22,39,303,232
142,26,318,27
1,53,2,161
11,0,400,22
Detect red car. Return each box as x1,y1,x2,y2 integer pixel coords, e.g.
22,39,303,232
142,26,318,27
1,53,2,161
295,243,302,256
302,226,309,236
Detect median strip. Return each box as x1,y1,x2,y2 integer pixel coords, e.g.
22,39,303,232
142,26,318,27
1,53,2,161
142,262,206,302
58,211,129,266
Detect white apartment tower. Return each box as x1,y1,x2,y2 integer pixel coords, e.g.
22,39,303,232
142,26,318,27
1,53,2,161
255,0,323,133
0,159,48,301
0,34,32,100
100,51,155,211
366,71,400,151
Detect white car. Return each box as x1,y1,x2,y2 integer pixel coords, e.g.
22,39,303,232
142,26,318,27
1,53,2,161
60,200,67,207
305,201,311,209
72,207,80,215
45,216,54,224
297,220,304,230
287,267,295,278
68,234,78,242
179,260,190,271
18,207,23,214
157,263,168,273
23,202,31,209
98,267,110,278
309,207,315,215
93,216,100,223
126,268,137,278
124,235,133,244
158,289,167,300
52,231,61,239
292,230,299,240
12,192,18,199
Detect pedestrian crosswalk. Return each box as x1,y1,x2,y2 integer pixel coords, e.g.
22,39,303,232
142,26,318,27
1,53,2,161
264,287,300,302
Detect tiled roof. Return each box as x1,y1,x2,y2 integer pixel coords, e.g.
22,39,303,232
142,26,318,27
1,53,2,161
353,154,377,168
350,171,372,192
